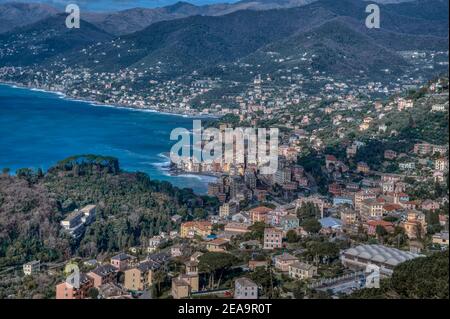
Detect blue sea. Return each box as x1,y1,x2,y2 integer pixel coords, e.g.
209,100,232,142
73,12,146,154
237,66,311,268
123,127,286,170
0,84,215,194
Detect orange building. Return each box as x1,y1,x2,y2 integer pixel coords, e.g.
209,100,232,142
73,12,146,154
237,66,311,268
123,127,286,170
180,221,212,238
87,264,118,288
403,211,427,239
250,206,272,224
56,274,94,299
365,220,395,236
206,238,229,252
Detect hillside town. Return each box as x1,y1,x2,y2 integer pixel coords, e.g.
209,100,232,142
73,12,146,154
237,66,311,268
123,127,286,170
3,76,443,300
0,70,449,299
0,48,447,117
0,0,448,305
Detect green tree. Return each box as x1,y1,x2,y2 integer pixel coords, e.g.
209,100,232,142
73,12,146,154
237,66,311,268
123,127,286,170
198,252,240,289
248,222,266,240
286,230,299,243
376,225,388,238
292,281,307,299
297,203,321,220
301,219,322,234
306,241,340,264
87,287,99,299
249,265,279,298
193,208,207,220
153,270,166,297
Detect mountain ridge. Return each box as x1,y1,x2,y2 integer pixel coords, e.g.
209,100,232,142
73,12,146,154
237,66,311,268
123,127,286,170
0,0,419,35
0,0,447,83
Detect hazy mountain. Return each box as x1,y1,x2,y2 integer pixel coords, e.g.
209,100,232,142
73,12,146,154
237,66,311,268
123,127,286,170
0,14,113,66
58,0,446,72
0,1,316,36
88,0,417,35
65,3,336,72
0,0,420,36
243,17,411,79
0,2,58,33
0,0,447,81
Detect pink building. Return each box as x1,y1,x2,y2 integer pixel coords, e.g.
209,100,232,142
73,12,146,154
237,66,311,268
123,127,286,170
274,253,298,272
110,253,136,271
87,264,118,288
263,228,283,250
56,274,94,299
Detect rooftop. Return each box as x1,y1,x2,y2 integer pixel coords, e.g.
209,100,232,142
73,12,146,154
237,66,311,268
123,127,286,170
90,264,118,277
207,238,229,246
319,217,343,228
290,261,315,271
111,252,134,261
235,277,257,288
275,253,297,262
250,206,273,214
343,244,422,266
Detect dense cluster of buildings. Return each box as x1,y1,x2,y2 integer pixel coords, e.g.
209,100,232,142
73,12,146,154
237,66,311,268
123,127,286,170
8,60,447,300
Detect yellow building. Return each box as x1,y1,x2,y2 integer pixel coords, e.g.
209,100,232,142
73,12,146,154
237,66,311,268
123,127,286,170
171,261,199,299
180,221,212,238
361,198,384,219
206,238,229,252
288,261,317,280
403,211,427,239
340,209,358,225
172,278,190,299
124,261,156,291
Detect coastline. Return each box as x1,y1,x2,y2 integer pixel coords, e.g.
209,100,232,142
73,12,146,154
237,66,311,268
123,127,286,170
0,81,220,120
0,81,219,194
156,152,220,181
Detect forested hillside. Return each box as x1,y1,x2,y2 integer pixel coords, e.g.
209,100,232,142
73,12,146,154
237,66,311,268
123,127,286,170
349,250,449,299
0,155,218,268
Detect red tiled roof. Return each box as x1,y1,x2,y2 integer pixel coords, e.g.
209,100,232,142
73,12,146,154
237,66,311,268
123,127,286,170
250,206,272,214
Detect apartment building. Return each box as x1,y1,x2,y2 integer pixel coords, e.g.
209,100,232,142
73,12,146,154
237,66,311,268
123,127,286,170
56,274,94,299
354,189,377,212
23,260,40,276
234,277,258,299
124,260,161,291
274,253,298,272
361,198,385,219
263,227,283,250
180,221,212,238
87,264,118,288
288,262,317,280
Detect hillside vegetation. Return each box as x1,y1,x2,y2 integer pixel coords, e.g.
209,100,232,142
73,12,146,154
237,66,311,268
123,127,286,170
0,155,218,268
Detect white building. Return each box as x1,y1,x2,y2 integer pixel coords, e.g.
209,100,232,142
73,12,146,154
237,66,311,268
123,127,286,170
61,205,96,237
288,261,317,280
341,244,422,276
23,260,40,276
234,277,258,299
